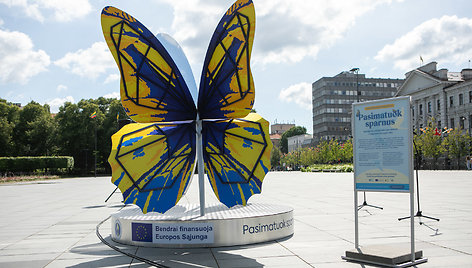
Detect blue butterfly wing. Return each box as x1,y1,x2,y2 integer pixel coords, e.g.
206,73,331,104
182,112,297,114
101,6,196,123
197,0,256,120
202,113,272,207
108,121,196,214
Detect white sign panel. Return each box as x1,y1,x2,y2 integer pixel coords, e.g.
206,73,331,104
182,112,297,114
352,96,412,192
131,222,214,244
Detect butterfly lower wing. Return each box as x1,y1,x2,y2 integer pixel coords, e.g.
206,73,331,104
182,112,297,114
198,0,255,120
202,113,272,207
101,6,196,123
108,122,196,213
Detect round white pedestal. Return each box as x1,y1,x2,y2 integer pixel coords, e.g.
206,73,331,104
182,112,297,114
111,203,294,248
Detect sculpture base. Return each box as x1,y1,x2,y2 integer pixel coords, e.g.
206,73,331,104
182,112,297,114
111,203,294,248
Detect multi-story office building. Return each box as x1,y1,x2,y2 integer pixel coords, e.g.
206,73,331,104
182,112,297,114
312,71,403,142
396,61,472,132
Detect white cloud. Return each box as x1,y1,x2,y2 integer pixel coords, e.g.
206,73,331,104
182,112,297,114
103,91,120,99
278,82,312,110
0,29,50,84
0,0,92,22
55,42,115,79
157,0,397,66
46,95,74,113
56,84,67,92
375,15,472,71
104,73,120,84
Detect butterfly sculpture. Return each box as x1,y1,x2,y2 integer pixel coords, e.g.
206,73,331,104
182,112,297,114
102,0,272,214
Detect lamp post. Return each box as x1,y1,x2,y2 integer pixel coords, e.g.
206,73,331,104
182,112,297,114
350,68,360,102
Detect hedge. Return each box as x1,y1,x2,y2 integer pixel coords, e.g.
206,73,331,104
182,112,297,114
0,156,74,173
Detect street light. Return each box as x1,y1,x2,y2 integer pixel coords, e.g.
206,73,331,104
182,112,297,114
350,68,360,102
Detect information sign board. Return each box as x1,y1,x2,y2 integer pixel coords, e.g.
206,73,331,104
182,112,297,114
352,96,413,192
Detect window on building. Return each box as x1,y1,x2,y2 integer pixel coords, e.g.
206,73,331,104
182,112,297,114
428,102,431,113
450,96,454,107
412,107,415,117
438,121,441,130
450,118,455,129
470,115,472,131
437,99,441,111
460,117,465,129
469,91,472,103
419,104,423,115
459,94,464,105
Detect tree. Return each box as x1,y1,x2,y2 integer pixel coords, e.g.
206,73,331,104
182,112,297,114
280,151,297,169
13,101,57,156
280,126,307,153
340,139,353,163
99,98,128,173
0,117,14,156
55,100,102,173
0,99,20,156
270,146,281,169
415,121,442,169
299,148,315,166
55,98,128,174
441,128,471,169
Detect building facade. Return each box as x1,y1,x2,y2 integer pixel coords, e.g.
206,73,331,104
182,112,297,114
269,123,295,149
396,62,472,133
287,134,313,153
312,71,403,142
270,123,295,135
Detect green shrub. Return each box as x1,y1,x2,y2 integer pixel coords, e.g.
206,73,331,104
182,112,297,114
301,163,353,172
0,156,74,174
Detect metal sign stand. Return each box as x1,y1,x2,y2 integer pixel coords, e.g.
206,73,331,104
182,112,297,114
343,97,427,267
357,191,383,211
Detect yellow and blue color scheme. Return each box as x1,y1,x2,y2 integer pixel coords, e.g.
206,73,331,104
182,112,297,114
103,0,272,214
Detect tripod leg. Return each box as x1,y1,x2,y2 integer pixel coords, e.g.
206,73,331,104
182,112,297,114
358,192,383,210
420,214,440,222
105,186,119,202
366,204,384,210
398,215,411,221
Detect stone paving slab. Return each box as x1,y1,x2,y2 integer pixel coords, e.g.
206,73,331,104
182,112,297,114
0,171,471,267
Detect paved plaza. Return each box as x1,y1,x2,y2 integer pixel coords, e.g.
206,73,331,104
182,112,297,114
0,171,471,267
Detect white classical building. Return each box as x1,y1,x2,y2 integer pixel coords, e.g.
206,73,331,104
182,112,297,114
287,134,313,153
396,62,472,133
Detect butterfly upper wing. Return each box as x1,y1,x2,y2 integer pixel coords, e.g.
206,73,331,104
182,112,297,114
101,6,196,123
197,0,255,120
202,113,272,207
108,122,196,213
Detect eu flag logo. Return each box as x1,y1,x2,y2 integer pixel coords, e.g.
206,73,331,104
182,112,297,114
132,222,152,242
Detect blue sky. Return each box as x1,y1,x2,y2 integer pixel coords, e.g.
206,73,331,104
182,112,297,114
1,0,472,133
